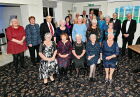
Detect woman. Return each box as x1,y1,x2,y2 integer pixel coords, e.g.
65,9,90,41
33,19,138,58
72,34,86,77
39,33,58,85
57,33,72,80
54,20,71,43
65,16,73,33
104,22,116,40
98,15,105,32
102,33,119,84
72,16,87,43
86,19,102,43
103,15,111,31
25,16,41,65
86,34,101,82
6,18,27,74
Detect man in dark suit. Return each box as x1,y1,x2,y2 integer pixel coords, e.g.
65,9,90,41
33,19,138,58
40,16,56,41
80,10,88,19
110,13,121,42
121,13,137,59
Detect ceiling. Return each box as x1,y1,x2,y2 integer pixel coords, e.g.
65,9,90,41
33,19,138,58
47,0,139,2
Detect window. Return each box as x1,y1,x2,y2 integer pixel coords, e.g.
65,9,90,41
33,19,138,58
43,7,55,23
115,6,140,23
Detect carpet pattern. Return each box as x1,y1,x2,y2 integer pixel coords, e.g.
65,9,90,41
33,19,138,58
0,54,140,97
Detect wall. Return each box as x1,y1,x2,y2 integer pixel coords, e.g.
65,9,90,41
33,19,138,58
0,0,44,27
0,6,22,33
55,1,73,25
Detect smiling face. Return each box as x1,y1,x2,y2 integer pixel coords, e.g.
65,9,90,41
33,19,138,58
78,17,83,24
107,33,114,41
76,35,82,43
44,33,52,41
90,34,96,43
113,13,117,19
46,16,52,23
108,22,113,29
29,18,35,24
127,13,132,20
11,19,19,27
60,20,66,27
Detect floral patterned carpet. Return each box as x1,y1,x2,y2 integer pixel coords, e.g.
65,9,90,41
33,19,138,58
0,53,140,97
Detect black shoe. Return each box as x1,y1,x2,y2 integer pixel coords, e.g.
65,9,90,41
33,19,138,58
51,80,55,83
44,83,48,86
92,78,96,82
89,78,93,82
105,78,109,84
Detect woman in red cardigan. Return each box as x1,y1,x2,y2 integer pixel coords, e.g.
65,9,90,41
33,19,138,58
6,18,27,74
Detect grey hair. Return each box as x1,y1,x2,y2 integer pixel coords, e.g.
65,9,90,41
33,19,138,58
44,33,52,39
105,15,111,19
90,34,96,39
76,34,82,39
78,16,83,20
92,19,97,24
10,18,19,26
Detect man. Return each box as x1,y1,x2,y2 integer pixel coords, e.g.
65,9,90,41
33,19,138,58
121,13,137,59
110,13,121,42
81,10,88,18
40,16,56,41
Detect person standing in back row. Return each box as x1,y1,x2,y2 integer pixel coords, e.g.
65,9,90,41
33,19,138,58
121,13,137,59
40,16,56,41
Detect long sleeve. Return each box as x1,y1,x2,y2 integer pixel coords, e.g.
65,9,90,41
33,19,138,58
6,27,12,41
86,42,90,57
115,42,119,56
40,23,45,40
72,24,76,42
25,25,31,45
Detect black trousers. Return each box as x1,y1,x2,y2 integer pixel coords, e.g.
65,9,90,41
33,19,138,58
28,44,40,64
13,52,24,70
122,38,133,58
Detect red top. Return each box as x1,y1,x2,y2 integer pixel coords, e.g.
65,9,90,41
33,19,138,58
6,26,27,54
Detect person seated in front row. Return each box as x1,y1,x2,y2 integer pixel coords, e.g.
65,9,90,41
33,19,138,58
72,34,86,77
86,34,101,82
102,33,119,84
57,33,73,80
39,33,58,85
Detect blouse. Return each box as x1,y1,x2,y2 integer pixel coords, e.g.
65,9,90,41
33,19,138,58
25,24,41,46
6,26,27,54
72,24,87,42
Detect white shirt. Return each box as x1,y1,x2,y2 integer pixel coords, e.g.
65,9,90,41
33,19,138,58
47,22,55,34
113,19,116,23
126,19,131,33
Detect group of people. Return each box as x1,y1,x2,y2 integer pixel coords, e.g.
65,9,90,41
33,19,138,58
6,9,137,85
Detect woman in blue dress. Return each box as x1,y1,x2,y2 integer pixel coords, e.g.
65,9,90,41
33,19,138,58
72,16,87,42
86,34,101,82
102,33,119,84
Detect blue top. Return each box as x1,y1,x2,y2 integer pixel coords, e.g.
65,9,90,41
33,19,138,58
72,24,87,42
25,24,41,46
102,41,119,65
86,41,101,65
98,20,106,31
55,27,70,43
104,30,116,40
103,23,108,31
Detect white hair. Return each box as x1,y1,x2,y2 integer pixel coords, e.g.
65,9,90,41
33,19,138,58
44,33,52,39
90,34,96,39
76,34,82,39
10,18,19,26
92,19,97,24
78,16,83,20
59,20,66,26
105,15,111,19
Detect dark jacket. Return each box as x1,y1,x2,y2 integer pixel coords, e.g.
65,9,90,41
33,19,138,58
110,18,121,37
40,22,56,41
121,19,137,40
